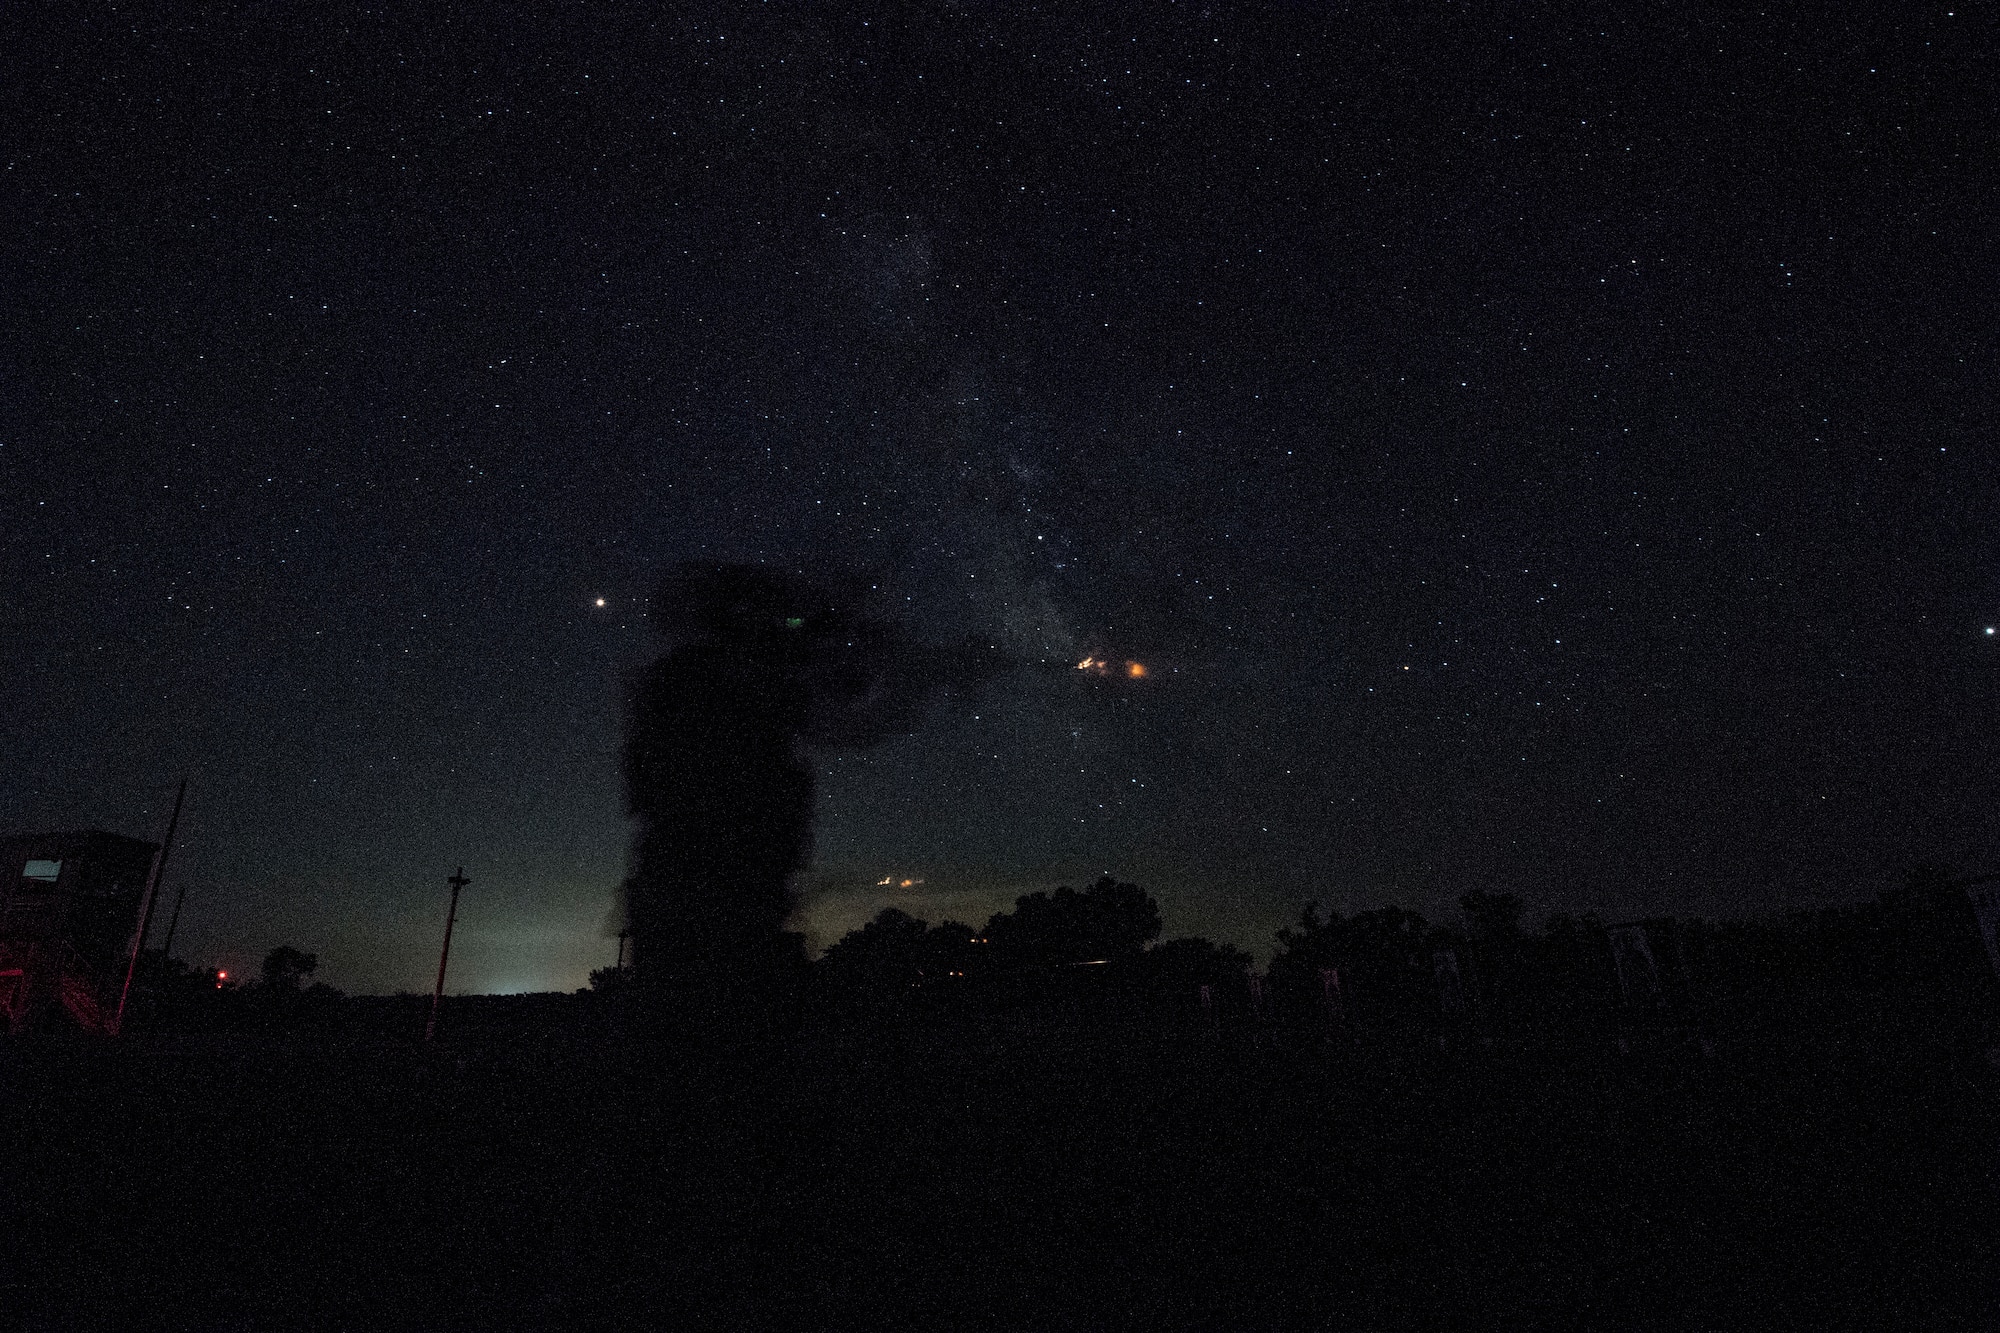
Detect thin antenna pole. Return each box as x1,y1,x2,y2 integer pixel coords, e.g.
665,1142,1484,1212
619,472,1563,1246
617,928,629,970
426,867,469,1041
114,777,187,1036
160,877,193,964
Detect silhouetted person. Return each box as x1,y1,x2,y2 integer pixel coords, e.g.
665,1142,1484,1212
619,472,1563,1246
622,563,997,1048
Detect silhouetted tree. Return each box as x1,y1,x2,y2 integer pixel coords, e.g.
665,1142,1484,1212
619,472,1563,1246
122,949,241,1032
242,945,343,1030
817,908,987,1009
1139,936,1252,1013
1877,863,1989,999
1460,891,1523,941
1458,890,1525,1013
1269,904,1433,1026
921,920,987,984
259,945,318,992
821,907,931,993
588,964,635,994
982,876,1162,970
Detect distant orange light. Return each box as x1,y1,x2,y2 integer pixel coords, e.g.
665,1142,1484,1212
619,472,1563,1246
1080,656,1148,679
217,971,228,980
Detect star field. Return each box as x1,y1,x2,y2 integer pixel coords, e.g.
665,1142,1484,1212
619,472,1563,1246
3,3,1995,991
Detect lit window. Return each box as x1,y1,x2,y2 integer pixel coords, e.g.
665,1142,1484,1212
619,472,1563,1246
22,860,60,884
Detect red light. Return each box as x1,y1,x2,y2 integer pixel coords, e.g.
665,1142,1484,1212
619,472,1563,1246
217,970,228,979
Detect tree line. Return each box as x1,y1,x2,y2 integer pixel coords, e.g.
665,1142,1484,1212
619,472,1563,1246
595,865,1995,1042
125,863,1995,1043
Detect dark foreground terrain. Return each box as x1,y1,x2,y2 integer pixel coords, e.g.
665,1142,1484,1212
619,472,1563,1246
4,995,1996,1332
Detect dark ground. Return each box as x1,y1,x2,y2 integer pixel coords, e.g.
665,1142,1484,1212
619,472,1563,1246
4,995,1996,1332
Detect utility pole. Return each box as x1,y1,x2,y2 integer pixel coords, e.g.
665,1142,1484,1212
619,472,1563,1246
113,777,186,1036
616,928,630,970
426,867,470,1042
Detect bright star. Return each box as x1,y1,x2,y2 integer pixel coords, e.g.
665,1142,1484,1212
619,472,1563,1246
594,597,606,608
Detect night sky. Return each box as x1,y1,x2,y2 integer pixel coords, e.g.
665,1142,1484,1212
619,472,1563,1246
6,4,1995,994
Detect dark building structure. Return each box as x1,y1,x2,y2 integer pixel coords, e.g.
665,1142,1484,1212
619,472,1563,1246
0,830,158,1034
